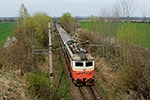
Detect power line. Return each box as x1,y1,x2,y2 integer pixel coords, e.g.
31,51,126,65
81,39,150,92
110,58,150,91
96,45,150,92
92,47,150,97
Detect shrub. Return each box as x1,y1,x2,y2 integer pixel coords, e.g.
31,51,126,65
26,70,51,99
0,12,52,73
8,88,13,91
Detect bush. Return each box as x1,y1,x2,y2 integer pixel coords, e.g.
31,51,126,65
0,12,52,73
8,88,13,91
26,70,51,99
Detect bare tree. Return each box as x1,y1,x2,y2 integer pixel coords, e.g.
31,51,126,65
116,0,136,21
113,3,121,19
142,7,147,22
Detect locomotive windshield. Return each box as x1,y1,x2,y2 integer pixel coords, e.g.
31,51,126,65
86,61,93,67
75,62,83,67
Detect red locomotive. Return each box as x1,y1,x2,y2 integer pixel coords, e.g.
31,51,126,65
57,25,94,86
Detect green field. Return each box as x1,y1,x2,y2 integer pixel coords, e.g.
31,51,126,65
0,23,16,47
79,21,150,48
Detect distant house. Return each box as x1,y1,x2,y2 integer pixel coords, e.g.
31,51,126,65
0,18,4,23
0,17,19,23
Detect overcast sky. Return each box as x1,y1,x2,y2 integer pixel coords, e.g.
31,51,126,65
0,0,150,17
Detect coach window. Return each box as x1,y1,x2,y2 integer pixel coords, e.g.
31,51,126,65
86,61,93,67
75,62,83,67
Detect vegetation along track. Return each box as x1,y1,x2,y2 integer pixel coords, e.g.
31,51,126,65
78,86,102,100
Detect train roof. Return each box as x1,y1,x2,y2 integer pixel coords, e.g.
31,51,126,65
66,41,94,61
57,25,76,45
57,25,94,61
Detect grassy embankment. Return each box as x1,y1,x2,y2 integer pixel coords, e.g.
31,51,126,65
0,23,16,48
78,21,150,99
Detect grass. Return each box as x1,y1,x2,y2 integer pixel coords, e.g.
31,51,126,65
0,22,16,47
79,21,150,48
96,80,106,94
56,56,70,99
0,71,29,100
7,88,13,91
79,21,102,32
96,80,110,99
26,70,51,99
132,23,150,48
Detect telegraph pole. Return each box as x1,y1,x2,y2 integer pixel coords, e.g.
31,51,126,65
49,21,53,83
49,21,53,100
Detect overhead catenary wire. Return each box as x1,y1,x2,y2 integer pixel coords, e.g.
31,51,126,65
110,58,150,91
77,34,150,94
96,45,150,92
94,44,150,92
83,44,104,47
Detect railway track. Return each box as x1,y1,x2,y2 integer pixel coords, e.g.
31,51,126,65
78,86,102,100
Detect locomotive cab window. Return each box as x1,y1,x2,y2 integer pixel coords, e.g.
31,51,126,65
75,62,83,67
86,61,93,67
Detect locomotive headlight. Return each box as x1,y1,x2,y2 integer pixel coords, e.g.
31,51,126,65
89,72,92,74
77,72,79,74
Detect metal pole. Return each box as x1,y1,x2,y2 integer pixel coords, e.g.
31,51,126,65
49,21,53,82
49,21,53,100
